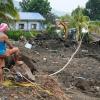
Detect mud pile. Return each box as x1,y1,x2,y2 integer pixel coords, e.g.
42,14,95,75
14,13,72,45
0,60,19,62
1,38,100,100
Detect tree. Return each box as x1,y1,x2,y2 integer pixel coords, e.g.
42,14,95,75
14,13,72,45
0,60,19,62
0,0,19,22
20,0,52,21
71,7,90,41
86,0,100,20
71,7,100,43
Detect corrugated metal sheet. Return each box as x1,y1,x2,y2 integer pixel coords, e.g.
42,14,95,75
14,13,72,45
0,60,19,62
19,12,45,20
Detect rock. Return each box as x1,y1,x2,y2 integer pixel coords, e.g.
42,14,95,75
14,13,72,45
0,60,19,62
21,54,37,73
11,63,35,82
75,77,90,91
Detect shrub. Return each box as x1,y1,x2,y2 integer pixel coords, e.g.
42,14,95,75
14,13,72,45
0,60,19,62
46,23,59,39
7,30,40,41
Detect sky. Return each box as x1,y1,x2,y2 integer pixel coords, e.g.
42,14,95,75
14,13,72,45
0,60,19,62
16,0,88,13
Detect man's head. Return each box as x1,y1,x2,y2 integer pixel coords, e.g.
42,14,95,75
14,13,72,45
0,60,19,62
0,23,9,33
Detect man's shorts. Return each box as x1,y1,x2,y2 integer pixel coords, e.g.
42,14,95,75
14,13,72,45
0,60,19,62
0,47,19,68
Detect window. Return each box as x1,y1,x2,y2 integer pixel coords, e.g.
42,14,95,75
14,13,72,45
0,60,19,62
19,24,24,29
31,24,37,29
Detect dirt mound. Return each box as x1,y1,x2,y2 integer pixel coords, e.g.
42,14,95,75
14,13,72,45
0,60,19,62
1,39,100,100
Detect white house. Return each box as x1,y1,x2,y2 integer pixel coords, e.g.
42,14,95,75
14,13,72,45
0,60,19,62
12,12,45,31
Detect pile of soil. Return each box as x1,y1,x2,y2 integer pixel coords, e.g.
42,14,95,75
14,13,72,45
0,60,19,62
0,38,100,100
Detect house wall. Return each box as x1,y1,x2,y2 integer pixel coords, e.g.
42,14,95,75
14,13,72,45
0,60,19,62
16,21,27,30
28,21,39,30
14,20,44,31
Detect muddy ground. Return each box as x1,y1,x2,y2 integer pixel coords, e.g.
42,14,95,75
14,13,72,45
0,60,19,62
0,38,100,100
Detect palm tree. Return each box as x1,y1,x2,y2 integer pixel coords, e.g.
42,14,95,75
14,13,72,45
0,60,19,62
0,0,19,22
71,7,90,41
59,7,100,42
59,9,90,41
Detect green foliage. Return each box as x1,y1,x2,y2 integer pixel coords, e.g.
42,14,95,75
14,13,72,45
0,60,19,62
59,14,71,22
0,0,19,22
71,7,90,41
71,7,100,43
7,30,39,41
46,23,59,39
20,0,52,22
45,12,57,24
89,21,100,34
86,0,100,20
